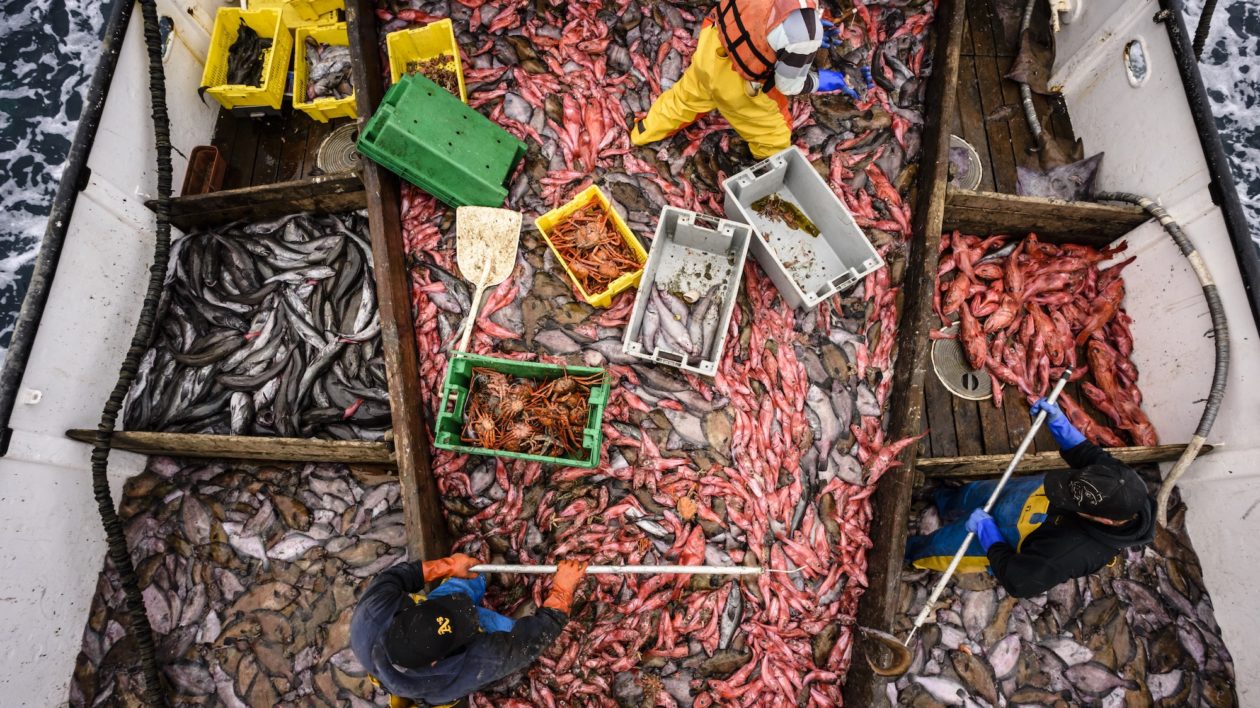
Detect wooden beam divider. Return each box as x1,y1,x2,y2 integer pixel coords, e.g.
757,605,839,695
919,443,1213,478
843,0,967,702
944,189,1150,243
66,429,394,464
347,0,450,562
147,171,366,232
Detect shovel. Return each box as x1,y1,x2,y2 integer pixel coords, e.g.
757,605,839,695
864,368,1073,677
454,206,522,353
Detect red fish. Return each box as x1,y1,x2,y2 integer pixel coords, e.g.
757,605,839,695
960,302,988,371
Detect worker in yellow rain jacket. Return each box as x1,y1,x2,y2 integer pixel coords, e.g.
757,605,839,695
630,0,861,159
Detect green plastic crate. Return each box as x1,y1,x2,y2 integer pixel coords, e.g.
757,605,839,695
434,353,609,468
356,73,527,207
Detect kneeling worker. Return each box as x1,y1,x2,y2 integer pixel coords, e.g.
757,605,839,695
630,0,859,159
351,553,587,707
905,398,1155,598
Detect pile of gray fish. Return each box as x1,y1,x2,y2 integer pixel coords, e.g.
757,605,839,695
637,284,723,362
71,458,400,706
304,37,354,102
891,483,1237,707
122,211,390,440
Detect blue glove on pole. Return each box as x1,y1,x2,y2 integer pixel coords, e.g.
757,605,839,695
966,509,1005,552
1030,398,1086,449
817,70,861,101
820,19,842,48
861,65,874,92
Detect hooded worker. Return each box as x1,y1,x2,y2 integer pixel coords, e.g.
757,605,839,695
350,553,587,707
904,397,1156,598
629,0,860,159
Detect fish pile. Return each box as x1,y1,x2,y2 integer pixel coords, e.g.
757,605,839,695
304,37,354,101
546,200,642,295
122,212,391,440
934,231,1157,447
461,368,604,457
405,56,461,95
384,0,938,701
226,21,271,87
752,193,821,237
71,458,403,706
637,284,723,363
891,480,1237,706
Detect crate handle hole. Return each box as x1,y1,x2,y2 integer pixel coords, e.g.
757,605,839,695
659,351,684,365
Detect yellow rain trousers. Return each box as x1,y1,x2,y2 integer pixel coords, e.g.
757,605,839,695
631,24,792,160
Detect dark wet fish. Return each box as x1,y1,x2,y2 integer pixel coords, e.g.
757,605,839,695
304,37,353,101
226,21,271,87
1016,153,1104,201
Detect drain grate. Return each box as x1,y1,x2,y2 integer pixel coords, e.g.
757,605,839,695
317,123,361,174
931,325,992,400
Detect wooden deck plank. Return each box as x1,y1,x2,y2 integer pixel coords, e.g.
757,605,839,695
977,397,1010,454
222,112,259,190
972,56,1019,193
951,394,985,456
66,429,393,464
149,172,366,232
844,0,967,701
924,374,960,458
956,56,996,193
250,113,287,186
919,443,1213,477
276,110,313,183
302,118,338,179
347,0,450,563
943,189,1149,243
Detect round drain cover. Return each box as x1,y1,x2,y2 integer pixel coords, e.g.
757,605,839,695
932,325,992,400
947,135,983,191
317,123,361,174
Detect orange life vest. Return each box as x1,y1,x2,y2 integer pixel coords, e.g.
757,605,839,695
710,0,819,82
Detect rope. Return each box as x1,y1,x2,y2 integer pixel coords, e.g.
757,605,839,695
1017,0,1046,151
1096,192,1230,526
91,0,173,701
1192,0,1219,60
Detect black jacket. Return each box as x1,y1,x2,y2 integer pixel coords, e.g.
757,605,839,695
987,441,1156,598
350,561,567,705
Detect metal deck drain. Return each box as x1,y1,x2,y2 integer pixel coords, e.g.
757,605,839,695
931,325,992,400
317,123,361,174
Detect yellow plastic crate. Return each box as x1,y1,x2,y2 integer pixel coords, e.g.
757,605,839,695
201,8,292,111
294,23,356,122
386,19,468,104
535,185,647,308
248,0,341,28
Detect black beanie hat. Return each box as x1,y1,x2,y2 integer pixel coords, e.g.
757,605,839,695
1044,463,1149,520
384,594,480,669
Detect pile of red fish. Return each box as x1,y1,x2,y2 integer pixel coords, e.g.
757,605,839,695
934,231,1157,447
378,0,937,703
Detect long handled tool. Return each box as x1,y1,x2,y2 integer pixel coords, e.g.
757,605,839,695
454,206,522,352
865,369,1073,677
471,564,763,576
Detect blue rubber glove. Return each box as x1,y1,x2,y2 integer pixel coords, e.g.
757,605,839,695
1030,398,1086,449
817,70,861,101
966,509,1005,552
820,19,842,48
861,65,874,92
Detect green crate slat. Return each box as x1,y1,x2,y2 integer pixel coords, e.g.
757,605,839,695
433,352,609,468
356,74,526,207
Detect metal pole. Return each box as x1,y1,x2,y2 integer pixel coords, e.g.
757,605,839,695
905,369,1071,644
471,564,764,576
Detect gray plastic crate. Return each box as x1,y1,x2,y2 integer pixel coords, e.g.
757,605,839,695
722,146,884,310
621,207,752,377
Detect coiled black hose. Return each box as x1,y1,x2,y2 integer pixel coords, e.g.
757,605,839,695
1096,191,1230,527
92,0,172,702
1192,0,1218,60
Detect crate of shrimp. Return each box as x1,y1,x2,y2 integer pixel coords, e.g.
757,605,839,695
621,207,752,377
294,23,355,122
722,146,883,310
386,19,467,103
201,7,293,112
434,353,611,467
535,185,648,308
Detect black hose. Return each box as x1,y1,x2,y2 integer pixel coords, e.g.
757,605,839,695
92,0,173,702
1192,0,1218,60
0,0,134,452
1017,0,1045,151
1096,191,1230,526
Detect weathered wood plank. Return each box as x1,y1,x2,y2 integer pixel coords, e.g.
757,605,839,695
844,0,967,702
149,172,366,232
956,56,996,193
347,0,450,563
976,396,1010,455
952,394,984,457
924,374,959,458
944,189,1149,243
66,429,394,464
973,55,1019,192
918,444,1214,477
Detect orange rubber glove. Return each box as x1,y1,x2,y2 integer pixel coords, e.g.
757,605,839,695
542,560,587,614
421,553,481,582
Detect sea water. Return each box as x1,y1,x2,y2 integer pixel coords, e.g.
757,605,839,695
0,0,1255,370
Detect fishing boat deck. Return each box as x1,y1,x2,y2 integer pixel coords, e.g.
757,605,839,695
208,108,353,190
951,0,1078,194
